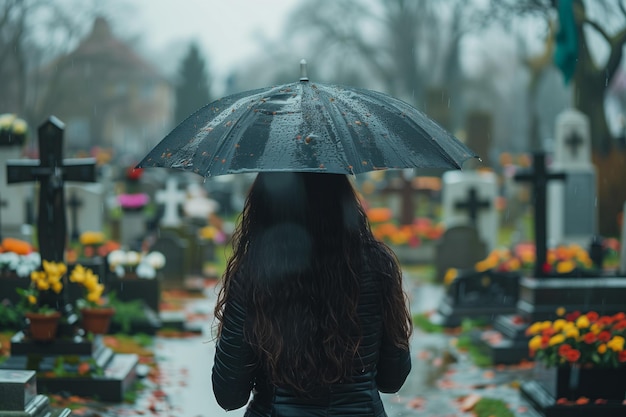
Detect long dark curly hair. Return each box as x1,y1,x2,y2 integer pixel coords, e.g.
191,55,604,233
215,172,411,393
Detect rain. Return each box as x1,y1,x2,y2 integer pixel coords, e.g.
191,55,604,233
1,0,626,416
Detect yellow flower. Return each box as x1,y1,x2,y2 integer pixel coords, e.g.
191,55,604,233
527,322,544,335
79,231,105,246
36,280,50,291
475,253,499,272
529,335,543,351
590,323,602,334
565,326,580,339
556,260,576,274
598,344,607,354
70,265,86,283
576,315,590,329
553,319,567,332
51,281,63,294
549,334,566,346
556,307,566,317
607,336,625,352
443,268,458,286
27,295,37,305
42,260,67,277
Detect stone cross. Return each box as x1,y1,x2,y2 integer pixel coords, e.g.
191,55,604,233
6,116,96,263
514,152,566,277
454,187,490,226
155,177,186,228
67,190,83,243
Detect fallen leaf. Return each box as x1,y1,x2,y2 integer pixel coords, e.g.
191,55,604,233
406,397,426,409
459,393,481,411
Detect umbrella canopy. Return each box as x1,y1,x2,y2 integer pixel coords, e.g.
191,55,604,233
138,60,477,177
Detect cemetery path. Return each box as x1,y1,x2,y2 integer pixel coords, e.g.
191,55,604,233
50,275,541,417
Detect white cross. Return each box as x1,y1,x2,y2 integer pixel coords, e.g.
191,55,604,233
155,177,186,227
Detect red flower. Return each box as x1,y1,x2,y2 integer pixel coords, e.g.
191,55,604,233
613,312,626,321
583,332,597,344
541,262,552,274
565,311,582,322
565,349,581,363
586,311,599,322
77,362,91,375
619,351,626,363
126,167,143,181
558,344,572,356
541,327,556,337
613,320,626,331
597,316,614,326
598,331,612,343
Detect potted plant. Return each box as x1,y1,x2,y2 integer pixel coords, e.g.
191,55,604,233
69,264,114,335
526,309,626,401
17,260,66,341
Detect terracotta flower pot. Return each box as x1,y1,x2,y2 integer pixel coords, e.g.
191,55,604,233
81,307,115,334
25,311,61,341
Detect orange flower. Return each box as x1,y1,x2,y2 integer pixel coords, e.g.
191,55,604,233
366,207,392,223
558,344,572,356
77,362,91,375
1,237,33,255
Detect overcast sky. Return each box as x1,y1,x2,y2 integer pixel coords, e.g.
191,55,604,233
126,0,300,95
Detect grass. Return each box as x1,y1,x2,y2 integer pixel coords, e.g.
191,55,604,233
473,397,516,417
456,334,493,367
412,312,444,333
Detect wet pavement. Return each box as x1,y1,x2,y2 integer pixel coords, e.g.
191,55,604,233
48,274,542,416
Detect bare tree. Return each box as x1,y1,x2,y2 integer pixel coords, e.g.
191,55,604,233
488,0,626,153
0,0,115,138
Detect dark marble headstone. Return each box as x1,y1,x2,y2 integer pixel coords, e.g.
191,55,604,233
0,370,36,411
431,269,520,327
0,369,71,417
434,225,487,282
151,231,189,289
0,333,138,402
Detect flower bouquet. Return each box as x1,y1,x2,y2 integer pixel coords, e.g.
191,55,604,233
107,249,166,279
527,310,626,368
0,113,28,146
526,309,626,401
0,239,40,278
69,264,114,334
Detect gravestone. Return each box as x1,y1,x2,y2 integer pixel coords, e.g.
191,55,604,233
431,268,520,327
150,231,189,289
155,177,186,228
1,117,138,402
1,334,138,402
65,184,105,242
547,109,597,247
441,170,498,252
7,116,96,263
515,152,566,278
0,131,30,241
0,369,71,416
434,225,487,282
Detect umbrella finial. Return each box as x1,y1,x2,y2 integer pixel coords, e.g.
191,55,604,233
300,59,309,82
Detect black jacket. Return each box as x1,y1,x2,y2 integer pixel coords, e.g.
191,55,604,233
212,268,411,417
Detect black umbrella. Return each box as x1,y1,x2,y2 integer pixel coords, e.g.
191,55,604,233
138,60,477,177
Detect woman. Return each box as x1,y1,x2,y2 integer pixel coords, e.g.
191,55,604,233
212,172,412,417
